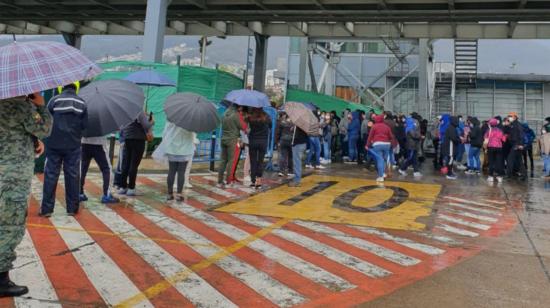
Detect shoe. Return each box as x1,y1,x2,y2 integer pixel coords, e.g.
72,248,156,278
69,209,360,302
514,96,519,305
216,183,226,189
175,194,184,202
305,164,314,169
126,189,137,196
288,182,301,187
101,194,120,204
487,176,494,182
376,177,384,182
446,175,457,180
315,165,326,170
166,194,174,201
117,188,128,195
288,173,295,177
465,170,475,175
497,177,503,183
0,272,28,297
184,183,193,189
456,164,467,171
278,172,284,177
67,211,78,216
476,171,481,176
254,185,263,190
398,169,407,176
79,194,88,202
413,172,423,177
38,211,52,218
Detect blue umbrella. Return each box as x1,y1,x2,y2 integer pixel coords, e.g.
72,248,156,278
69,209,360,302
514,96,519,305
224,89,270,108
124,70,176,86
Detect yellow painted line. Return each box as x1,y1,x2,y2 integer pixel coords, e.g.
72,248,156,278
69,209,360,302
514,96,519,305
113,217,292,308
26,223,216,249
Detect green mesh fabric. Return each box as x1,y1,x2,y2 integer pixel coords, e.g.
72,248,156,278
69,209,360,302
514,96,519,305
286,87,382,115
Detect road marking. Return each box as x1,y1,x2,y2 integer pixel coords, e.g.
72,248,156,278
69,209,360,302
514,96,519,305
13,232,61,308
436,224,479,237
447,203,502,216
147,176,221,206
234,214,391,278
443,196,503,210
85,202,237,308
349,226,445,255
483,199,507,205
31,179,154,308
293,221,421,266
447,209,498,223
438,214,491,231
203,175,255,194
168,201,356,292
118,197,305,308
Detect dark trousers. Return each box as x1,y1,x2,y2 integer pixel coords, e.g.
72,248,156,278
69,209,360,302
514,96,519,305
400,149,419,172
278,143,293,175
120,139,146,189
42,147,81,214
81,144,111,196
523,147,534,175
167,161,188,194
340,134,348,157
487,148,504,177
249,142,267,184
506,148,527,178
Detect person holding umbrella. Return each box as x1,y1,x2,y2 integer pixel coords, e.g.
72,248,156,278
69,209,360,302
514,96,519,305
157,93,219,197
247,108,271,189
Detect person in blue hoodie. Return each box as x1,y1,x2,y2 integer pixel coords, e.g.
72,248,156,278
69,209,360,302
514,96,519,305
521,122,536,177
454,115,466,169
346,111,361,163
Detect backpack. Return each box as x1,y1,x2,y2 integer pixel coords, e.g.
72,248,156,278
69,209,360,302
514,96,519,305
523,128,535,146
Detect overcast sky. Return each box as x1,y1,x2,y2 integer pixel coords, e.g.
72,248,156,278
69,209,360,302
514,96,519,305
2,34,550,74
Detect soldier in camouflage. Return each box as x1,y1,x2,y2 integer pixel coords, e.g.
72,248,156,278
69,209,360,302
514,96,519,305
0,93,52,297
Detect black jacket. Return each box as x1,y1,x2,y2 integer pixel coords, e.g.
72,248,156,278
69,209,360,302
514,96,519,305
45,89,87,150
292,126,308,146
468,118,483,148
441,116,461,158
507,120,525,148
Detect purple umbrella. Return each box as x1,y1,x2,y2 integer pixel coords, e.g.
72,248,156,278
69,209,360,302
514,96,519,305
124,70,176,86
0,41,101,100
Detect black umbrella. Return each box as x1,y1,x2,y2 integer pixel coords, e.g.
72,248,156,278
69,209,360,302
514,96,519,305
80,80,145,137
164,92,219,133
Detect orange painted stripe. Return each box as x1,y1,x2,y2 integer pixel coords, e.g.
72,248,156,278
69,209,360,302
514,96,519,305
82,181,193,307
0,297,15,308
26,195,105,307
137,191,334,300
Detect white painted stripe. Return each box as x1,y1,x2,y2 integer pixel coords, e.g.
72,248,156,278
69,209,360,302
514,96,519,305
192,182,238,199
13,232,61,308
438,214,491,231
443,196,503,210
414,232,463,246
447,209,498,223
293,221,420,266
52,106,84,113
203,175,255,194
30,179,153,308
84,202,237,308
483,199,507,205
436,224,479,237
142,177,221,206
120,196,306,307
447,203,502,216
349,226,445,256
168,201,355,291
234,214,391,278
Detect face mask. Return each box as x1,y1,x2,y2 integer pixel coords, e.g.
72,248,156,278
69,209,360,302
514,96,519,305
508,117,514,122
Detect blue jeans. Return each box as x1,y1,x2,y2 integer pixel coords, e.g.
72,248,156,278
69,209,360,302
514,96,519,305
456,143,465,164
42,147,82,214
322,138,331,161
348,134,359,161
543,154,550,176
292,143,307,183
306,137,321,166
468,146,481,171
371,143,391,178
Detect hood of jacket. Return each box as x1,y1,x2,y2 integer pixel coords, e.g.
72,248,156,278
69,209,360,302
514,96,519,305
374,114,385,124
450,116,459,127
405,117,416,134
470,117,480,127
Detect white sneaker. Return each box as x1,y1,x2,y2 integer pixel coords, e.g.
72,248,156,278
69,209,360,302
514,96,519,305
398,169,407,176
315,165,326,170
126,189,137,196
278,172,284,177
305,164,313,169
184,183,193,189
117,188,127,195
446,175,457,180
413,172,423,177
497,177,503,183
487,176,494,182
376,177,385,182
457,164,467,171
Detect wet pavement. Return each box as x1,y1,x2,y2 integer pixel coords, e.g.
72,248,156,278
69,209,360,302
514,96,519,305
2,161,549,307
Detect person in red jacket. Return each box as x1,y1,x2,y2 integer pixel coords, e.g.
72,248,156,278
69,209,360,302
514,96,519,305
366,115,397,182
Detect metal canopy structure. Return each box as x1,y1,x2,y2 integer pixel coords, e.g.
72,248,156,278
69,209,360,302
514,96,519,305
2,0,550,39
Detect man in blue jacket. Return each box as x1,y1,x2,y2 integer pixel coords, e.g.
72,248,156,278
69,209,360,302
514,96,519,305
40,83,88,216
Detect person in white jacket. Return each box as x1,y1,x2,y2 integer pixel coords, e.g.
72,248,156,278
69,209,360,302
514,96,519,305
158,122,196,201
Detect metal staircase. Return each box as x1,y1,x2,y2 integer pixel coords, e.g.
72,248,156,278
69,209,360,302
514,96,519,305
454,39,478,88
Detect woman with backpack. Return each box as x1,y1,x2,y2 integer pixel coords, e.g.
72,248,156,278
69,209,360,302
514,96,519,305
484,118,507,183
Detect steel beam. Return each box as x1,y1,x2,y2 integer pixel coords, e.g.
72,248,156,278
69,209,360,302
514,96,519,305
142,0,168,62
253,33,269,92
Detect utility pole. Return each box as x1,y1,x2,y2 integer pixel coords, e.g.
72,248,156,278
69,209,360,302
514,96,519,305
199,36,211,67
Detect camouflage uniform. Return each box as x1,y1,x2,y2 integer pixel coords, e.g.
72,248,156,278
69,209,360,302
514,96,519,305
0,97,52,272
